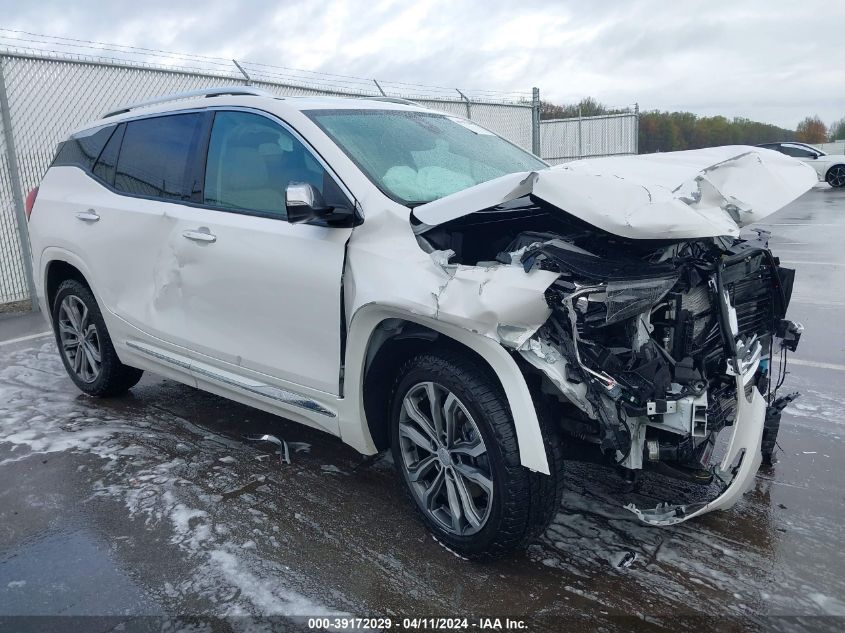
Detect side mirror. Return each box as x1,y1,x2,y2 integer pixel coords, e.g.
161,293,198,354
285,182,333,224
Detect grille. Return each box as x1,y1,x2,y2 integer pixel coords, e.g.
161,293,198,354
681,256,777,374
730,264,776,340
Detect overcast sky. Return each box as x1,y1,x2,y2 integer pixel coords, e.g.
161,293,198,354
1,0,842,129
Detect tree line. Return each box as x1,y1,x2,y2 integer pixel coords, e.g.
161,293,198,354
541,98,844,153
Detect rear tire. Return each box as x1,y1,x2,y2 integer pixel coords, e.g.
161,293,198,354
52,279,143,397
826,164,845,188
389,350,564,559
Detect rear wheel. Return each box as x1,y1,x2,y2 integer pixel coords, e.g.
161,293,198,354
826,165,845,188
390,350,563,559
52,279,143,397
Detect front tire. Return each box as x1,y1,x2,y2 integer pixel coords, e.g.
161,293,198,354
390,350,563,559
826,164,845,188
52,279,143,397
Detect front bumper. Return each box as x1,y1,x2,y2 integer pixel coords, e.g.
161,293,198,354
624,372,765,526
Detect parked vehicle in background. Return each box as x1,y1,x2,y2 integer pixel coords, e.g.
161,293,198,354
757,142,845,187
25,88,816,558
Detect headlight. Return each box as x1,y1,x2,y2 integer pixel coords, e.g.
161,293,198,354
604,275,678,324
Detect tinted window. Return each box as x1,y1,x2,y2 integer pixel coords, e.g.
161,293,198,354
204,111,335,218
115,114,204,200
778,144,817,158
92,123,125,186
52,125,115,171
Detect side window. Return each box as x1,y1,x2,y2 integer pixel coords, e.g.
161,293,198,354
115,114,204,200
203,111,339,218
779,144,817,159
51,125,115,172
92,123,125,186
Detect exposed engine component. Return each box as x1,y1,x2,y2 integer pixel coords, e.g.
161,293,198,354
421,195,803,516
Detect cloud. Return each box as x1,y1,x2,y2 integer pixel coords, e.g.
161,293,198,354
0,0,842,128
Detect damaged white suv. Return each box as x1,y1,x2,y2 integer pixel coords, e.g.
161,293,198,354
27,88,816,558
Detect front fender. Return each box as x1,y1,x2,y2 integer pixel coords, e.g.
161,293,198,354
341,304,551,475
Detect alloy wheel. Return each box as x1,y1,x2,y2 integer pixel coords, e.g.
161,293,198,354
58,295,102,383
827,166,845,188
398,381,493,535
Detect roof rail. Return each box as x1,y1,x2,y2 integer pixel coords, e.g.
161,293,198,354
103,86,274,118
365,96,421,107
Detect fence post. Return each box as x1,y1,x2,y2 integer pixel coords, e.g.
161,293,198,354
0,57,38,312
577,106,583,159
456,89,472,119
232,59,252,85
634,102,640,155
531,87,540,157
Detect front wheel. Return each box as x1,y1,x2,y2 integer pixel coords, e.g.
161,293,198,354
826,165,845,188
52,279,143,397
390,350,563,559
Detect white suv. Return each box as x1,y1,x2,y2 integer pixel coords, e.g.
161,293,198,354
26,88,815,557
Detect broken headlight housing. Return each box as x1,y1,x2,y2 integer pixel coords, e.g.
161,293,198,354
604,275,679,325
573,274,679,326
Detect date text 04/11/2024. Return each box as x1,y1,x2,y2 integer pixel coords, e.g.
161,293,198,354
306,617,528,630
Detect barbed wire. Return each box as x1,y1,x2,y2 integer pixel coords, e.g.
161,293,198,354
0,28,533,104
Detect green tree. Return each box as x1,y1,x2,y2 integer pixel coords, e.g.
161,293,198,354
829,118,845,141
542,98,797,153
640,111,794,152
540,97,629,120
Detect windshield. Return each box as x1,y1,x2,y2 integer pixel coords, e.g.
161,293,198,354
305,109,547,205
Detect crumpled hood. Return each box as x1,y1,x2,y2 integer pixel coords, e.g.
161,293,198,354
413,146,818,239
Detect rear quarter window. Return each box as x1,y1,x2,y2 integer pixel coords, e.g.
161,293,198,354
92,123,125,186
52,125,116,172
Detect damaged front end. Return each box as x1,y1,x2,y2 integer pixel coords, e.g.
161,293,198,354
411,147,814,525
518,229,803,525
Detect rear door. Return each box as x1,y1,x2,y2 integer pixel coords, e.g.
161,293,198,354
161,109,354,396
78,112,208,347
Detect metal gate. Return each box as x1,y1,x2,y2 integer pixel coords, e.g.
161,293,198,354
540,109,639,165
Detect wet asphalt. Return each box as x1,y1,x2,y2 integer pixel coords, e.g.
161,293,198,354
0,184,843,632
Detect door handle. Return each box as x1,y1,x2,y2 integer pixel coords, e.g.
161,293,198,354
182,229,217,243
75,209,100,222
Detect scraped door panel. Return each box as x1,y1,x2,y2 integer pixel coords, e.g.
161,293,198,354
162,206,351,395
41,170,173,341
85,112,209,347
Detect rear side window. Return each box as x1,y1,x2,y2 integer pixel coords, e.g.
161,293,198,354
52,126,115,171
115,114,204,200
92,123,125,186
778,144,817,159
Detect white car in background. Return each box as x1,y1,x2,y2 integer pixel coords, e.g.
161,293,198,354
758,142,845,187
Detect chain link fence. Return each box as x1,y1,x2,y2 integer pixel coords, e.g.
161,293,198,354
0,51,537,310
0,47,637,310
540,109,639,165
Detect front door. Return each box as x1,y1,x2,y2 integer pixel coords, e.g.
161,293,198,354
162,110,353,395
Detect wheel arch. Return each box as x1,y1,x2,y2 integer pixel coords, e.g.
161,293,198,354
40,249,97,321
342,304,550,475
